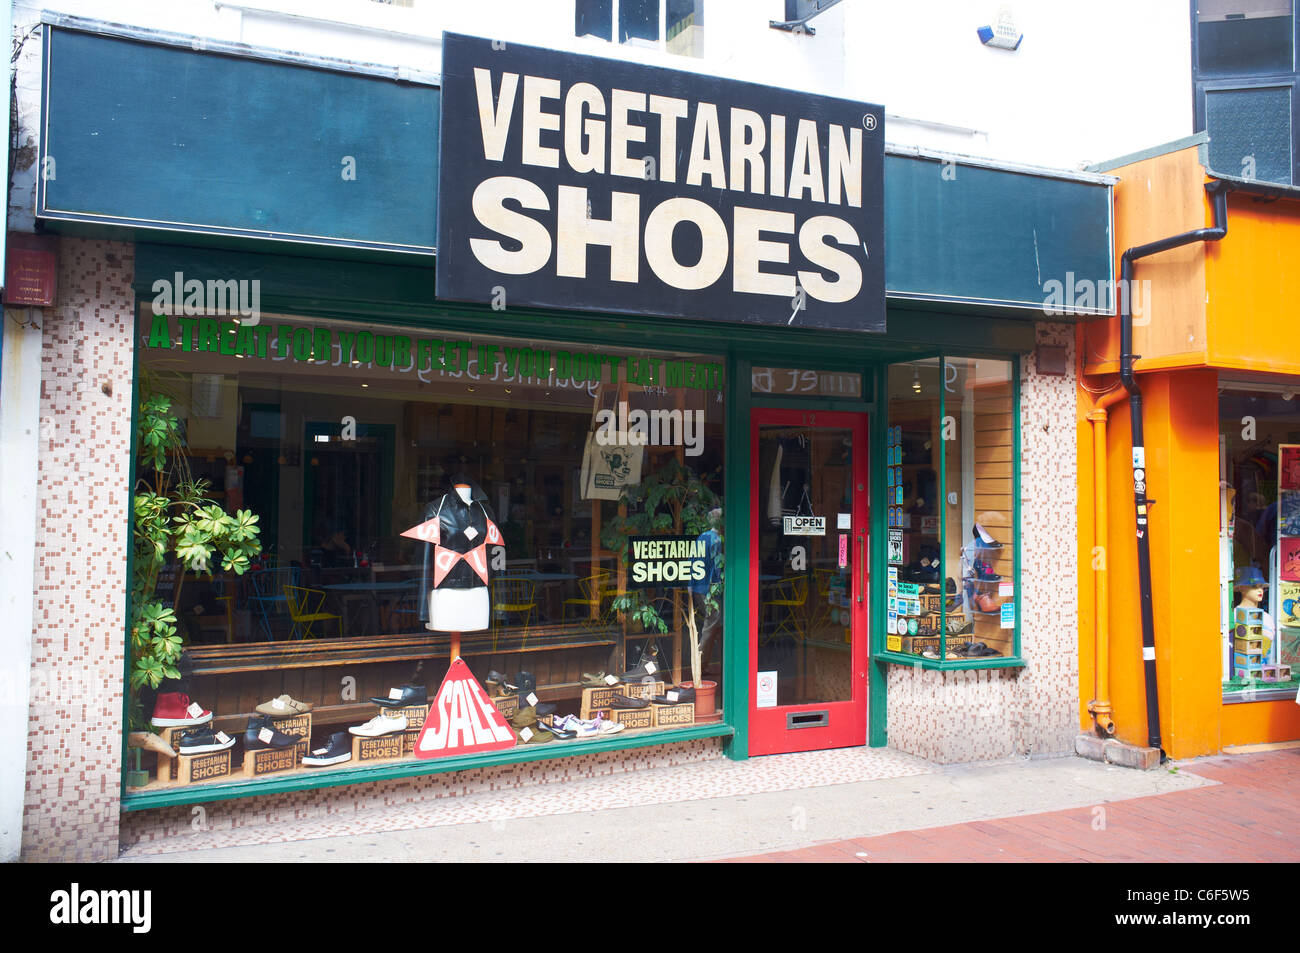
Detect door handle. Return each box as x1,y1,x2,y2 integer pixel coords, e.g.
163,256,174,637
857,534,865,603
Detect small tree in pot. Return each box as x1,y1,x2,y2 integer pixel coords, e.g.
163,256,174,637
599,457,723,694
130,385,262,728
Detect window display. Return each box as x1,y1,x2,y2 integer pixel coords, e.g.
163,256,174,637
1219,383,1300,699
127,307,726,790
884,357,1018,661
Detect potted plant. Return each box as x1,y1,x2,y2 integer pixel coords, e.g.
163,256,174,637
130,382,263,729
600,457,724,718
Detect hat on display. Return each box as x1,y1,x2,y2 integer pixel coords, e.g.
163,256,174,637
1234,566,1269,590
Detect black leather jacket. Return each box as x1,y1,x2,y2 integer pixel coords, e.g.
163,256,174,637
406,477,502,620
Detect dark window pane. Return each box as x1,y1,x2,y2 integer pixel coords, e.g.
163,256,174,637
576,0,613,41
1198,1,1293,76
1206,86,1293,184
621,0,660,44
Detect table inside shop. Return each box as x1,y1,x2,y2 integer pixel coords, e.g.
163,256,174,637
506,570,578,621
322,579,421,635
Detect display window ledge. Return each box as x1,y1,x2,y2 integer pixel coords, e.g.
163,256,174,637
875,651,1026,671
1222,689,1299,704
121,722,734,811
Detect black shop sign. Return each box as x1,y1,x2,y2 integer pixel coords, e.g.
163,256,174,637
436,33,885,333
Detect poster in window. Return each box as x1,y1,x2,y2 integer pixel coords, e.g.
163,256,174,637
1281,444,1300,491
1281,537,1300,583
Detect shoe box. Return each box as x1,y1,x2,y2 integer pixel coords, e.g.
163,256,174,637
397,703,431,758
901,634,974,656
352,732,406,763
580,681,663,715
652,703,696,727
608,707,655,730
243,743,300,778
271,712,312,763
177,747,233,785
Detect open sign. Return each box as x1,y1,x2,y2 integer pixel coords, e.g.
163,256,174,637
783,515,826,536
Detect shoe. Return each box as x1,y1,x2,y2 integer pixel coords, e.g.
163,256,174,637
347,711,407,737
945,577,957,594
150,692,213,727
544,719,577,740
503,671,536,694
973,522,1003,549
975,593,1000,613
595,713,625,735
516,724,554,744
582,671,617,687
567,716,601,739
255,694,314,718
971,558,1001,581
651,687,695,705
128,731,177,759
510,706,538,729
303,732,353,766
617,661,661,682
245,715,301,749
921,650,940,660
946,616,973,635
370,685,427,708
610,694,650,709
177,726,237,755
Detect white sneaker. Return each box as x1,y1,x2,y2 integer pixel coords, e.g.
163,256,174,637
348,711,407,737
569,716,601,739
597,717,625,735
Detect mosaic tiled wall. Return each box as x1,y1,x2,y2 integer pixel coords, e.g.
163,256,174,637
121,737,725,848
22,238,136,861
886,323,1080,763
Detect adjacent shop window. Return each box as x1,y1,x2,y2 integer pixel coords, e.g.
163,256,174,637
1218,383,1300,699
884,357,1018,662
128,305,725,792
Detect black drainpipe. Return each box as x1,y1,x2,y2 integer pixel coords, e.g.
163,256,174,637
1119,179,1229,757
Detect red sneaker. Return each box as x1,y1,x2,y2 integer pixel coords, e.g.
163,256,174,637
150,692,213,727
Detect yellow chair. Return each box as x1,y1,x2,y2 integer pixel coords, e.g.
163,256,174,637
563,569,614,623
283,585,343,639
762,575,809,643
491,576,538,632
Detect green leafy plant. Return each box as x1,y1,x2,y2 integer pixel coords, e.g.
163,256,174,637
599,457,723,686
130,386,262,727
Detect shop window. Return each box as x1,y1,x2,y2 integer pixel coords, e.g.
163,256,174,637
1218,383,1300,701
883,357,1018,663
128,306,725,792
1205,86,1293,185
1196,1,1293,77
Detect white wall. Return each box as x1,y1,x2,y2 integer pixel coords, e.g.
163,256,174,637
9,0,1193,231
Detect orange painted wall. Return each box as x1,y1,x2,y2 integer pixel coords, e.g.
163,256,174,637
1222,699,1300,747
1205,191,1300,376
1079,139,1300,754
1076,368,1222,759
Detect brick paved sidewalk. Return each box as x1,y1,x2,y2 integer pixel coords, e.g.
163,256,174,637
718,749,1300,863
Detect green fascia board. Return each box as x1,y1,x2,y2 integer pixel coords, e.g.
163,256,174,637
883,153,1114,315
121,723,733,811
39,26,439,253
42,23,1111,318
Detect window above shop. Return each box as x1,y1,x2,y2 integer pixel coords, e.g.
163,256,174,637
877,356,1022,669
575,0,705,56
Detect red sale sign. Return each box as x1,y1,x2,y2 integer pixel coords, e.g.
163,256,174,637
413,658,516,758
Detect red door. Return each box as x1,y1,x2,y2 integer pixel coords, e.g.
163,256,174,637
749,408,869,755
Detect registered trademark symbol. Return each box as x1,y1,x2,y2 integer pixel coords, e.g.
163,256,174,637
863,114,877,131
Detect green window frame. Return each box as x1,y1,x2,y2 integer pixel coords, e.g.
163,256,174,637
874,354,1024,671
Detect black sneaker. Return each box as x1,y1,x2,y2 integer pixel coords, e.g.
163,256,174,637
178,726,236,755
503,671,536,694
244,715,299,751
302,732,352,767
650,687,695,705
